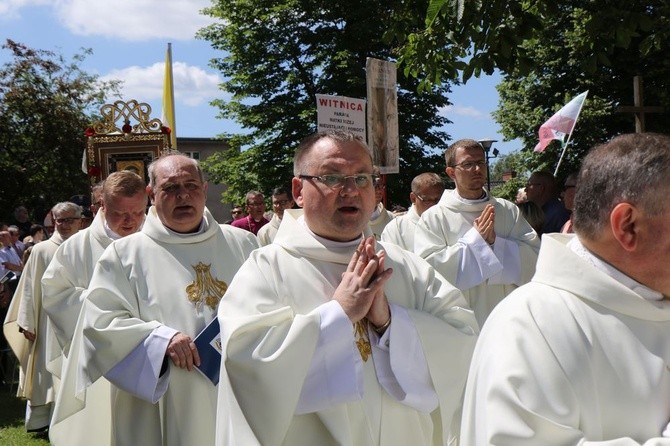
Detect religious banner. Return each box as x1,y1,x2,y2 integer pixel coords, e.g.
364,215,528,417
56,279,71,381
366,58,399,174
83,99,171,185
316,94,366,141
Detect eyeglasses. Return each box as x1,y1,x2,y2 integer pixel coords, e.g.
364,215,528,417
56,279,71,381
415,193,441,205
231,210,243,215
299,174,379,189
272,199,291,206
55,217,79,225
451,160,487,171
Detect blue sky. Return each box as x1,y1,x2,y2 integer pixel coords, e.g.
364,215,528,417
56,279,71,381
1,0,521,158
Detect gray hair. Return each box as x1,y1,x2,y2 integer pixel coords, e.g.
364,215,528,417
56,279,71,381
573,133,670,240
147,152,204,190
245,190,264,203
293,130,371,176
52,202,83,218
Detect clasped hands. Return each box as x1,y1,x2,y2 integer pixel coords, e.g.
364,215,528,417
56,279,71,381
166,332,200,371
333,236,393,329
474,204,496,245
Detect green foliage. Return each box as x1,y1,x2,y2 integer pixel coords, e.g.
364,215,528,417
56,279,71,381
491,176,526,203
198,0,451,207
494,1,670,181
489,151,531,182
398,0,667,91
397,0,556,89
488,151,531,201
0,40,119,223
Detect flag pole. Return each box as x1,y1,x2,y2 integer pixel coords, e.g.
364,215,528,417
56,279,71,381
163,43,177,149
553,90,588,176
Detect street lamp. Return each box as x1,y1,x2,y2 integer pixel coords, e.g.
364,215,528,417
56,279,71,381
478,138,500,191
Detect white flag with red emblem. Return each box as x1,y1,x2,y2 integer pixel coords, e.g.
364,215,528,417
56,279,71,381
534,91,588,152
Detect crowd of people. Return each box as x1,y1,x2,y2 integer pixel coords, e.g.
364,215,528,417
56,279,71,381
0,130,668,445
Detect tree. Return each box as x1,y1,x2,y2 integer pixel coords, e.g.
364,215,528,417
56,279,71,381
0,40,118,223
494,1,670,181
396,0,664,91
488,152,532,202
197,0,453,207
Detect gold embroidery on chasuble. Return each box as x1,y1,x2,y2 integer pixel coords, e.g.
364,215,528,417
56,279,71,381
354,320,371,362
186,262,228,310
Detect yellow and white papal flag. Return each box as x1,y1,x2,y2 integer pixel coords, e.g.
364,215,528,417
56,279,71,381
162,43,177,149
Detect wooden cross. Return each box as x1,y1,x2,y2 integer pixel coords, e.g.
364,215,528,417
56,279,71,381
616,76,664,133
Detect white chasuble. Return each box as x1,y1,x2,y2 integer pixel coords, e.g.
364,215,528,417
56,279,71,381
462,234,670,445
381,205,420,251
4,233,63,404
415,189,540,326
77,207,257,446
216,209,478,446
257,213,281,246
42,211,114,445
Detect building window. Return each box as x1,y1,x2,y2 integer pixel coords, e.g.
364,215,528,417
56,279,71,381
182,151,200,160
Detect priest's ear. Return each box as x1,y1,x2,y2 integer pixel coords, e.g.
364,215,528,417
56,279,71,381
292,176,304,208
609,202,640,252
147,184,156,205
445,166,456,181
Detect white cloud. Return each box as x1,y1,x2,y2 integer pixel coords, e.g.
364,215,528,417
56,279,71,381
439,104,486,119
53,0,216,41
101,61,223,107
0,0,48,18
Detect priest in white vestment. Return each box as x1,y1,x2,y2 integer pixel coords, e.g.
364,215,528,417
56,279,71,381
368,170,395,240
3,201,82,433
461,133,670,445
257,186,294,246
41,170,147,445
414,139,540,326
76,154,258,446
216,130,478,446
382,172,445,251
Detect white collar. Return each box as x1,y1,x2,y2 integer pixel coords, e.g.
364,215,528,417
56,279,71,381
568,237,664,301
454,189,488,205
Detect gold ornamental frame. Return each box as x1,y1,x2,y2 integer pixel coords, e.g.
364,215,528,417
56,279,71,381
85,99,172,183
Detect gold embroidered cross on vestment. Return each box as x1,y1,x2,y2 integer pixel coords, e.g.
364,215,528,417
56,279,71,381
354,320,371,362
186,262,228,310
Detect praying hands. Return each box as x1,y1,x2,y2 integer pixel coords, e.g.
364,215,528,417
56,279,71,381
474,204,496,245
333,236,393,327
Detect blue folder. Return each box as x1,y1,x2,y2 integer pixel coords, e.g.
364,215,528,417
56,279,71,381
194,317,222,385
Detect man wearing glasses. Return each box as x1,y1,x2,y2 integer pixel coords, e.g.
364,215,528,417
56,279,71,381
216,130,478,446
231,190,270,235
41,170,147,446
4,201,82,436
257,185,294,246
227,205,245,223
415,138,540,327
382,172,445,251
